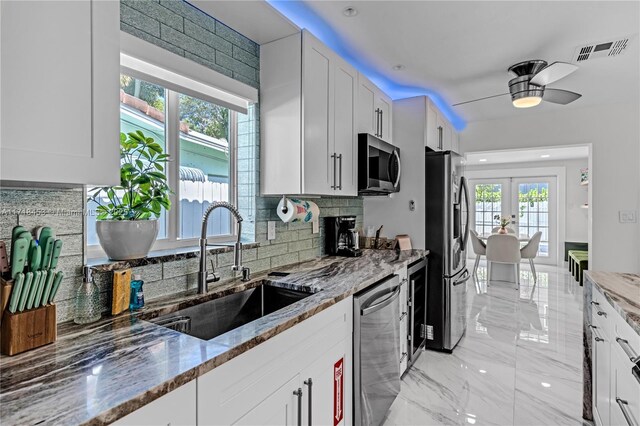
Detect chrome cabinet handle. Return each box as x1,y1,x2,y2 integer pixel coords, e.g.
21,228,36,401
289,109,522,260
590,325,604,342
597,310,607,318
399,311,408,321
591,301,599,306
293,388,303,426
331,153,337,190
304,378,313,426
595,336,604,342
400,352,408,362
616,337,640,363
380,110,383,137
437,126,443,150
338,154,343,190
616,398,638,426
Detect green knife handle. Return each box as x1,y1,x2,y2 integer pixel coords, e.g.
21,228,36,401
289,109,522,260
49,239,63,270
10,238,29,279
40,270,56,307
26,271,42,310
49,271,64,304
41,239,55,271
18,272,33,312
8,273,24,313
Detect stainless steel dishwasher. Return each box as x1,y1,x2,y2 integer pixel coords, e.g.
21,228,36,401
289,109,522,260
354,274,401,426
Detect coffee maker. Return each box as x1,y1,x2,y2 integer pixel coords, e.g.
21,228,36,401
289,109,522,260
325,216,362,257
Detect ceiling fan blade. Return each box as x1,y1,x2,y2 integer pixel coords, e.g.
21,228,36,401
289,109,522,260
530,62,578,86
543,88,582,105
452,93,509,107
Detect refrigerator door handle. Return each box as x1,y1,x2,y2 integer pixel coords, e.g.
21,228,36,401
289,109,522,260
459,176,470,253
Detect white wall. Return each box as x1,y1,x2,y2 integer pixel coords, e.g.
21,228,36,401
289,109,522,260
466,158,589,242
460,102,640,273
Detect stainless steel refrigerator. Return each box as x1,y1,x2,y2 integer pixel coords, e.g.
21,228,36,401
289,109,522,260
424,150,470,352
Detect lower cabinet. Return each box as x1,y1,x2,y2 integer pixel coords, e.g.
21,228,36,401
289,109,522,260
197,297,352,426
397,266,409,375
114,380,197,426
591,286,640,426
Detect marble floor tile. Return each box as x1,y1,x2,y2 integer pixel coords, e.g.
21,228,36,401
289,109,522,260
385,262,585,426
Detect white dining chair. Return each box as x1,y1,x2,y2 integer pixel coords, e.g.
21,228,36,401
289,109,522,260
491,226,516,234
486,234,521,288
520,231,542,283
469,229,486,276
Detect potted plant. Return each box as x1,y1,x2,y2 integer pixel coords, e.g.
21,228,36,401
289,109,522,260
88,131,172,260
493,214,511,234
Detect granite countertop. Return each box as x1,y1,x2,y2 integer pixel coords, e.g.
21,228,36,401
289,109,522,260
585,271,640,334
0,249,426,425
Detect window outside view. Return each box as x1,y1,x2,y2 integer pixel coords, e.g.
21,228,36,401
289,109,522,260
87,75,233,247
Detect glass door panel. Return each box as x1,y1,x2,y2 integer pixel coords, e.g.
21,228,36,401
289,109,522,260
469,179,510,236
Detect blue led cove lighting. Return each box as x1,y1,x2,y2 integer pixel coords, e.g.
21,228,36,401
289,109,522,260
266,0,466,130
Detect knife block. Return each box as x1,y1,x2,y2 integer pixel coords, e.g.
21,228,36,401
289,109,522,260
1,277,56,355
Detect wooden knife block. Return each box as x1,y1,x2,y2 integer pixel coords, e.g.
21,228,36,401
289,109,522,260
0,276,57,356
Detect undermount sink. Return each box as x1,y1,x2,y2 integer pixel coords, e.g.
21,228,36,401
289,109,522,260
148,281,315,341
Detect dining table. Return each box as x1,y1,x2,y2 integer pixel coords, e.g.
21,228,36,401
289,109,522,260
479,234,532,243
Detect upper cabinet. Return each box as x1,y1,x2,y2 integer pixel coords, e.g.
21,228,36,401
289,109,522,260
0,0,120,185
357,75,393,143
260,30,357,196
425,98,459,153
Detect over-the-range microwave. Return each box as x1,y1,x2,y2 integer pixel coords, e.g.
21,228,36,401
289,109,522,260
358,133,401,195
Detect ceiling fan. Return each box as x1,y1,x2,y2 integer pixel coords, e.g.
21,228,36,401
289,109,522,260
454,60,582,108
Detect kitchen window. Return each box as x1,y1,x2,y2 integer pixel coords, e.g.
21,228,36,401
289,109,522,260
86,74,241,256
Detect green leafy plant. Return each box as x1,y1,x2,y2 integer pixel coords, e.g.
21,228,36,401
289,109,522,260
493,215,510,228
88,131,172,220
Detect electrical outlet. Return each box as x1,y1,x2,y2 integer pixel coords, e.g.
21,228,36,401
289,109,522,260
267,221,276,240
409,200,416,211
619,210,637,223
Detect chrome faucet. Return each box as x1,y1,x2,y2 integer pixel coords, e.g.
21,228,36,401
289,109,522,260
198,202,250,294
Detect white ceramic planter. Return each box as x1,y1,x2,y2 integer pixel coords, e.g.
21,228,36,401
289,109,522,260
96,219,159,260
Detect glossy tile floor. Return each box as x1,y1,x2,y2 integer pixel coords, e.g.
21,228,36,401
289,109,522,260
385,261,586,425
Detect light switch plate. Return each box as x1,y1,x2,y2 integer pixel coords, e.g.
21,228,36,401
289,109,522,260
619,210,637,223
267,221,276,240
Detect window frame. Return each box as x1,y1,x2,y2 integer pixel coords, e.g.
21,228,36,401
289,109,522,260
85,77,239,259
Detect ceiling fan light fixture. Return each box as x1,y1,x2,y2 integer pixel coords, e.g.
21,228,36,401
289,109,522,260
512,95,543,108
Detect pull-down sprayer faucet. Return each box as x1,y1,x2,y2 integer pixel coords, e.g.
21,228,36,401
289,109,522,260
198,202,250,294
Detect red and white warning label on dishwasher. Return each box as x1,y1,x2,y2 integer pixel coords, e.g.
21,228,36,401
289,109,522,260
334,358,344,426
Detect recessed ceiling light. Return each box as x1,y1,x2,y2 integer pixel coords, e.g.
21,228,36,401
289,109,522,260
541,382,551,388
342,6,358,17
479,158,488,162
392,64,405,71
541,154,551,158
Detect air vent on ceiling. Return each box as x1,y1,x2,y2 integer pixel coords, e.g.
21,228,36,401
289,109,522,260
572,36,632,62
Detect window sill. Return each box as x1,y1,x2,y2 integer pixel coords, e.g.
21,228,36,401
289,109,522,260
87,242,260,273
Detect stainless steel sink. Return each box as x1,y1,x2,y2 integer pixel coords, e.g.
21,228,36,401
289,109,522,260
149,282,314,341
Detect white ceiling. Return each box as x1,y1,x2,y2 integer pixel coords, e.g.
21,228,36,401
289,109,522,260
294,1,640,124
465,146,589,166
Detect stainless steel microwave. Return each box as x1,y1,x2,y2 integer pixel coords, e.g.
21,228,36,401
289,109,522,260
358,133,401,194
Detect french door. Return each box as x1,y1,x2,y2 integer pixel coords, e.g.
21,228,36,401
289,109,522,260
469,177,557,265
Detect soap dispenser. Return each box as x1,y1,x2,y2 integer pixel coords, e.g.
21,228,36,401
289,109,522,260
74,266,101,324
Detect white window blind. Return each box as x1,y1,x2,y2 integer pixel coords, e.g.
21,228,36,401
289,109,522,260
120,32,258,114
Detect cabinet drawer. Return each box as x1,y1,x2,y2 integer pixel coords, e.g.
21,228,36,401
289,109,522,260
591,289,614,334
114,380,196,425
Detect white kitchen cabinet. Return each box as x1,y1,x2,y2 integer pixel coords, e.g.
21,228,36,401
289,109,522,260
114,380,197,426
425,98,459,153
260,30,357,196
197,297,352,426
357,74,393,143
0,0,120,185
591,286,640,426
452,130,461,154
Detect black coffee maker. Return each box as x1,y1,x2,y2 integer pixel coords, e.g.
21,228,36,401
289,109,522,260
325,216,362,257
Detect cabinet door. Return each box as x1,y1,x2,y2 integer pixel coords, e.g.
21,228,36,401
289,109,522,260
333,58,358,196
234,375,300,426
612,349,640,426
592,323,611,426
300,339,349,426
377,94,393,143
426,101,440,151
0,0,119,185
435,115,448,152
114,380,196,426
443,122,453,152
302,32,334,195
452,130,461,154
358,76,377,136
